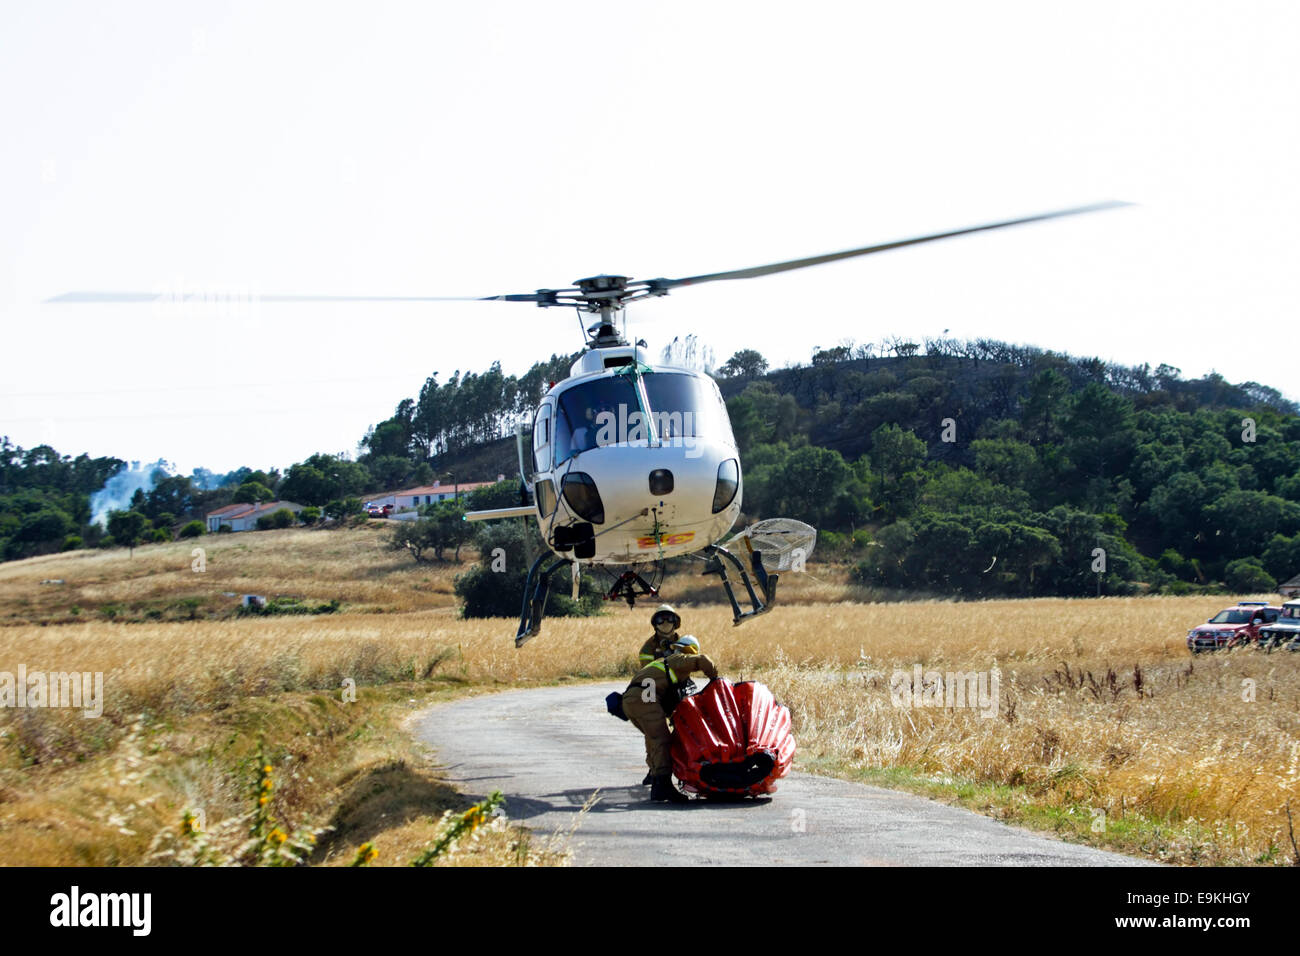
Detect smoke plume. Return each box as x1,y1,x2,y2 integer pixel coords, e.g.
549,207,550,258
90,459,172,528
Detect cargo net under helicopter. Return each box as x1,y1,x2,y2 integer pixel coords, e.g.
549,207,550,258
722,518,818,573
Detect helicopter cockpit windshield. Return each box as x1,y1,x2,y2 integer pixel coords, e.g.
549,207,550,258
553,371,732,465
641,372,731,442
554,376,640,463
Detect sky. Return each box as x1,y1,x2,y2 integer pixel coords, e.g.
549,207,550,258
2,1,1298,476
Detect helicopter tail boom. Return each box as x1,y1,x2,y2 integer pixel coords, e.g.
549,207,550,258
464,505,536,522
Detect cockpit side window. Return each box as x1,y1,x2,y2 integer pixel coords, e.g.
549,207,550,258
533,404,552,473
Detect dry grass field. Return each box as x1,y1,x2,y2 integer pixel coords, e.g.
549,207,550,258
0,523,459,627
1,525,1297,865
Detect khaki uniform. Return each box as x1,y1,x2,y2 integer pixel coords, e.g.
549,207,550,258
622,653,719,776
636,631,674,667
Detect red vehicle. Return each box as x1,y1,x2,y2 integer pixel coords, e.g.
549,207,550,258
1186,602,1282,653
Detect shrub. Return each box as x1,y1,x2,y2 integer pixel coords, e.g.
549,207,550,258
454,564,602,619
1224,558,1277,594
178,520,205,538
62,535,83,551
237,597,341,617
324,498,363,523
256,509,296,531
454,520,603,619
300,506,321,526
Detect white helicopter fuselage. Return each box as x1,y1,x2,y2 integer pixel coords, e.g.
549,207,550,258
527,348,742,564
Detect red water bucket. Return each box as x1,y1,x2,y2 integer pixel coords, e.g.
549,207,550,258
670,678,796,796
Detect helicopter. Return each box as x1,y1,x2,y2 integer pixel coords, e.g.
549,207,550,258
51,201,1130,646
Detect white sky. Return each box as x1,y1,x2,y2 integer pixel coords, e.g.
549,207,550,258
2,1,1298,475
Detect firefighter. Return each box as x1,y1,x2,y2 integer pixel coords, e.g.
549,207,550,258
631,604,683,785
622,634,718,804
637,604,681,667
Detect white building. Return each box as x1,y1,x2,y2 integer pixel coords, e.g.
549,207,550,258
206,500,306,532
363,476,505,513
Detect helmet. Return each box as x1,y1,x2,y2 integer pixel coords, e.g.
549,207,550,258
650,604,681,629
669,635,700,655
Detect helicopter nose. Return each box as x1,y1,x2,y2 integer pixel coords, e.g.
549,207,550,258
648,469,674,495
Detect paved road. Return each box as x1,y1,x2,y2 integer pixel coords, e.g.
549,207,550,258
411,684,1151,866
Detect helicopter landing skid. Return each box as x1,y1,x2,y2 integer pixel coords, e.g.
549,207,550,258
701,541,778,626
516,553,570,648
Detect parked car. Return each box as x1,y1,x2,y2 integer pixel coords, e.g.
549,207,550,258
364,503,394,518
1257,601,1300,650
1186,602,1282,653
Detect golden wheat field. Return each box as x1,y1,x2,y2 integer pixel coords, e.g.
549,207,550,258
1,525,1298,865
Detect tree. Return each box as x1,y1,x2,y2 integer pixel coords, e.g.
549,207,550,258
868,423,927,518
971,438,1038,490
811,345,851,366
233,481,275,504
107,509,148,556
1203,490,1300,562
856,520,916,588
367,455,413,490
1021,368,1071,443
391,518,441,563
362,417,412,459
466,480,526,511
280,454,371,506
1224,558,1276,593
16,508,73,545
145,475,196,520
725,382,799,456
718,349,769,380
1261,532,1300,584
278,466,332,506
425,500,472,562
1061,383,1137,484
765,445,860,528
1034,507,1142,596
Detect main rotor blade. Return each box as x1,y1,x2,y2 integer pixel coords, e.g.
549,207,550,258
650,201,1133,290
45,291,549,303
